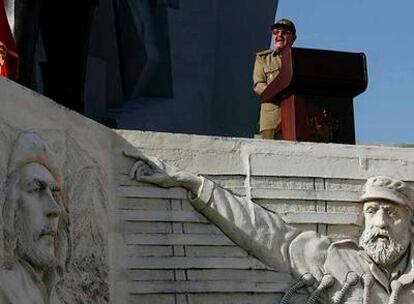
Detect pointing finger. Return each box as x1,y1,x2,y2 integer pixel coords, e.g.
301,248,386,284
129,160,140,179
129,160,148,179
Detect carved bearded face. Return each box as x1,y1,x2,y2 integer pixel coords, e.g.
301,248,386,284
14,162,62,270
359,200,412,266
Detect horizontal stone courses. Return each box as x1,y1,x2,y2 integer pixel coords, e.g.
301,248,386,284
119,131,414,180
114,269,175,281
250,153,414,180
118,198,172,210
127,293,176,304
127,245,173,257
125,233,234,246
183,223,222,235
186,269,289,282
114,130,414,301
119,185,246,199
127,280,290,294
119,210,361,225
118,173,247,188
186,292,305,304
252,188,361,201
118,186,187,199
115,269,287,283
118,210,209,223
125,244,250,258
128,292,291,304
118,185,364,202
279,211,361,225
126,257,268,270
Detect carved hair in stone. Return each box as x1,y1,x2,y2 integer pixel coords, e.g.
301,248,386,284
2,131,71,275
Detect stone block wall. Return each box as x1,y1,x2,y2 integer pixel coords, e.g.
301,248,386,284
114,131,414,303
1,78,414,303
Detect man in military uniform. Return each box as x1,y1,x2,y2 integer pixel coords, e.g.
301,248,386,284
127,151,414,303
253,18,296,139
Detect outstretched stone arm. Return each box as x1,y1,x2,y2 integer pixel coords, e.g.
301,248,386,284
125,151,326,274
189,176,300,272
125,150,203,194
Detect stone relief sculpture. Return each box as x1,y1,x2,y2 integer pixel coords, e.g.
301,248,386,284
0,130,109,303
126,151,414,304
58,135,109,304
0,132,69,303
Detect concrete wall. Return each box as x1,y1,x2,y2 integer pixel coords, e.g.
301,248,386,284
113,130,414,303
3,78,414,303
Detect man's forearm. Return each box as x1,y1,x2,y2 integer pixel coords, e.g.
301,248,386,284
177,172,203,194
189,177,299,272
253,82,267,96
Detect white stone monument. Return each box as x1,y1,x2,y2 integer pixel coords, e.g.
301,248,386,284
1,77,414,303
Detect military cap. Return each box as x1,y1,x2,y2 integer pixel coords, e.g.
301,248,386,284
271,18,296,35
360,176,414,209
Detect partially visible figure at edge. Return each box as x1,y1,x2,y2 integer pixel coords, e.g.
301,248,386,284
0,132,70,304
0,0,19,79
126,150,414,303
253,18,296,140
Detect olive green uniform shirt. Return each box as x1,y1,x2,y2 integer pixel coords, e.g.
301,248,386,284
253,48,282,95
253,49,282,132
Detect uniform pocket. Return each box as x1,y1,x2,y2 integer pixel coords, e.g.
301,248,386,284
261,103,278,111
263,66,280,84
263,66,280,74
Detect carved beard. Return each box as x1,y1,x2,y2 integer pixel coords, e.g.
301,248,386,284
359,228,410,266
14,213,58,271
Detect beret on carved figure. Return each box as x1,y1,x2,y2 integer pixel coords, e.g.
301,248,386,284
360,176,414,209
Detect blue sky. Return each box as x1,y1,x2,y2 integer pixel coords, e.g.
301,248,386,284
276,1,414,144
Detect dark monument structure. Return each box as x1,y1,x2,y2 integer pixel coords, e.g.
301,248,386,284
114,0,178,100
4,0,178,116
9,0,98,113
4,0,277,136
4,0,368,143
260,47,368,144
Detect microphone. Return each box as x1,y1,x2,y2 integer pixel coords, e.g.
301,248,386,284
305,274,335,304
389,280,402,304
331,271,359,304
280,273,315,304
361,273,374,304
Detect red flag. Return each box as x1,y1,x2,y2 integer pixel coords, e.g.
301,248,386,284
0,0,18,79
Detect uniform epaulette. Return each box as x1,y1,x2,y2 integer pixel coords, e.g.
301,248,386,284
256,49,274,56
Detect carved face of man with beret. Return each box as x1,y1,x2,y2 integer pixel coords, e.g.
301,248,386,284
359,177,414,268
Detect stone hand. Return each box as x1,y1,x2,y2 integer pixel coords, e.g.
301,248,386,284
123,150,203,194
